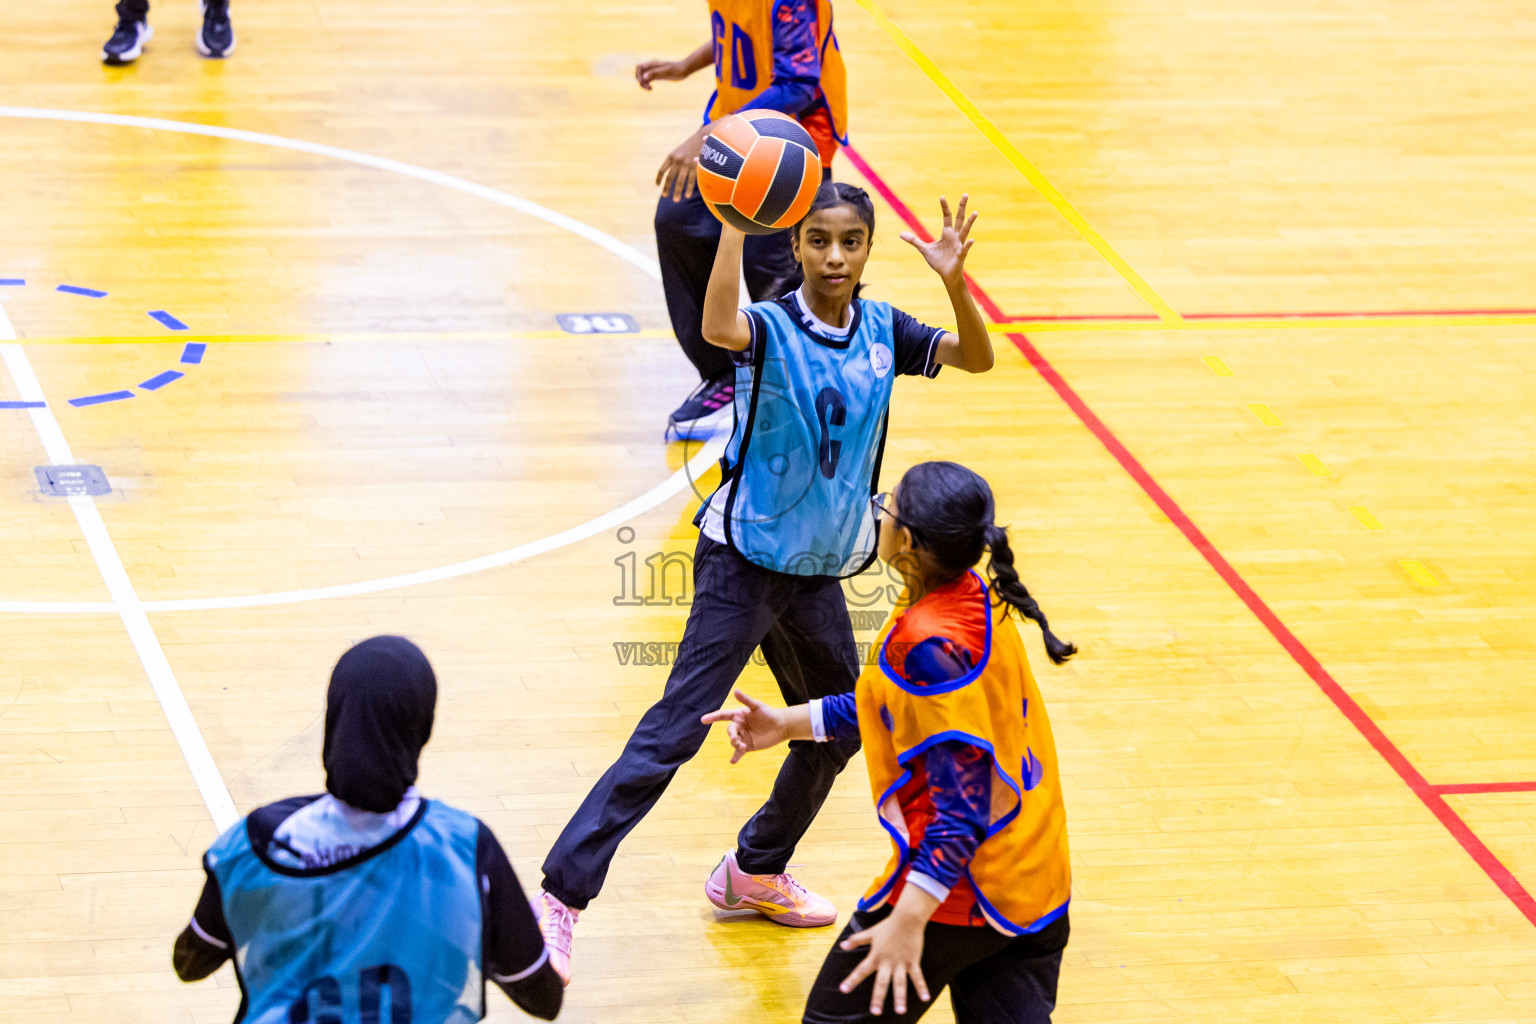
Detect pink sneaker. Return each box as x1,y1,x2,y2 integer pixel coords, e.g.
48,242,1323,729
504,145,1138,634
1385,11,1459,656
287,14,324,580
533,890,578,985
705,851,837,927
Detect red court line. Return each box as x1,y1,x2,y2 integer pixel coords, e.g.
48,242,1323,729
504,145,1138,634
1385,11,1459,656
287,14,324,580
1431,782,1536,796
841,143,1536,929
1184,307,1536,321
1004,308,1536,323
1004,313,1161,323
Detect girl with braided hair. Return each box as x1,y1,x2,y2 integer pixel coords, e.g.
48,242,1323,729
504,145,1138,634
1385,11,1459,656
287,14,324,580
704,460,1076,1023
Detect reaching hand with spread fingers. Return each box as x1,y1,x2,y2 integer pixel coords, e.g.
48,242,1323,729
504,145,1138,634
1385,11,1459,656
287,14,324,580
701,689,810,763
900,194,979,287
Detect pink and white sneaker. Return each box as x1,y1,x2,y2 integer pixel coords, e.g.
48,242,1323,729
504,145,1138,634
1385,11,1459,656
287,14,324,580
705,851,837,928
533,890,578,985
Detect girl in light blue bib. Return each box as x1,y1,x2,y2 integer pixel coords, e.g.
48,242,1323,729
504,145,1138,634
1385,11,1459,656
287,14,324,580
698,185,996,576
537,184,996,978
174,638,562,1022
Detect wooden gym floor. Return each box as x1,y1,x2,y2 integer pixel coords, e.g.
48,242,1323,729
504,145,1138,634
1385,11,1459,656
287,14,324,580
2,0,1535,1021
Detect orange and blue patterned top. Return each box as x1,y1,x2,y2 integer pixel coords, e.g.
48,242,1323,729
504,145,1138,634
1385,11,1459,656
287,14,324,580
816,571,1072,933
706,0,849,166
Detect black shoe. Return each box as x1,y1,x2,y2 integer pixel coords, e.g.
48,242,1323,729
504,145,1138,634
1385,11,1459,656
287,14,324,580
102,18,152,64
196,0,234,58
665,376,735,441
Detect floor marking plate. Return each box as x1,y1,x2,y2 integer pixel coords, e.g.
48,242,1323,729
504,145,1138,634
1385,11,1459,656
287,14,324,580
34,464,111,497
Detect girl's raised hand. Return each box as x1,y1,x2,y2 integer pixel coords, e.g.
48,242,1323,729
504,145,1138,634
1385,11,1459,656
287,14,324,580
899,194,978,286
700,689,788,762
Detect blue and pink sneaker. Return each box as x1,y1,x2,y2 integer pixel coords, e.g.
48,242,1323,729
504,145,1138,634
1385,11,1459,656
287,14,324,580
666,376,735,442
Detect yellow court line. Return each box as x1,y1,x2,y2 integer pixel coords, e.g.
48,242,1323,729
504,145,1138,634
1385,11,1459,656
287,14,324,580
21,312,1535,346
986,314,1536,334
1400,559,1441,587
1297,454,1333,478
14,330,678,346
1248,403,1283,426
1348,505,1384,530
850,0,1183,325
1203,355,1234,377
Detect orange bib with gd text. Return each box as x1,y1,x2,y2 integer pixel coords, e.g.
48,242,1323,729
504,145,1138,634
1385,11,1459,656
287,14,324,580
706,0,848,150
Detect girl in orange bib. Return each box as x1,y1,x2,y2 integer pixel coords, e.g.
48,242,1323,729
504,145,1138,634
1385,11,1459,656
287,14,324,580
703,461,1076,1022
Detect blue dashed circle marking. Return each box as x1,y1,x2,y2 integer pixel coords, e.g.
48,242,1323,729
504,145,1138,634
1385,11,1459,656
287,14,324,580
0,277,206,409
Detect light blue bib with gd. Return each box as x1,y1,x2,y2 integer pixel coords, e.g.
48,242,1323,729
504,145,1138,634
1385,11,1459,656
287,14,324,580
717,297,894,577
207,800,485,1024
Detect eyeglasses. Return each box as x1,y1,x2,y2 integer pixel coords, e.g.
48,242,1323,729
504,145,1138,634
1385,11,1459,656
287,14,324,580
870,492,920,540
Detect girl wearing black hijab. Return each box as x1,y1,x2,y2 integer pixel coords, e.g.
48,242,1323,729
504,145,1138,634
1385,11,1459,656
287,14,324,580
172,636,562,1022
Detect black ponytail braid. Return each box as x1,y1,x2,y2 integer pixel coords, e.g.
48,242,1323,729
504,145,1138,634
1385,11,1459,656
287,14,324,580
983,524,1077,664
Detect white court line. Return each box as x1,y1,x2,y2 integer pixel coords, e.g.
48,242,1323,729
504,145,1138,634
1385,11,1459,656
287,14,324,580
0,107,662,282
0,106,726,616
0,442,725,615
1,307,240,830
0,108,724,829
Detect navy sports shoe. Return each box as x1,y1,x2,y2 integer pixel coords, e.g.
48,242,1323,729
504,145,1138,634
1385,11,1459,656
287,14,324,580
102,18,152,64
665,376,735,442
196,0,235,58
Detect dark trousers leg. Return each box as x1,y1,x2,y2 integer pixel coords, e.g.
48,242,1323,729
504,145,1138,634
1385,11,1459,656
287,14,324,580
802,909,1070,1024
655,193,730,383
734,575,860,876
654,192,800,385
541,536,785,909
116,0,149,20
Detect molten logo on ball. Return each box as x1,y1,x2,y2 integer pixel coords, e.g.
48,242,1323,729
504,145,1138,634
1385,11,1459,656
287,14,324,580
695,110,822,235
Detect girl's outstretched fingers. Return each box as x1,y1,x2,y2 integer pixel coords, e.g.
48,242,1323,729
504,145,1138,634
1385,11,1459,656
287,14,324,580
730,688,769,713
910,963,931,1005
957,205,978,245
838,928,876,995
869,963,892,1016
701,689,784,761
700,688,760,725
840,926,875,953
725,724,749,764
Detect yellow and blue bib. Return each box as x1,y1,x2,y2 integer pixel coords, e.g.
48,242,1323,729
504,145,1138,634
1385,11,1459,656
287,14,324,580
856,572,1072,934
